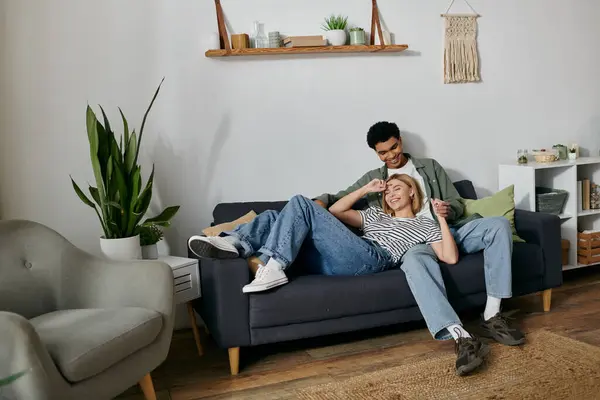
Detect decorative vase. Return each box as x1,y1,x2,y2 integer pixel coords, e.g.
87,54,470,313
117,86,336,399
141,244,159,260
568,152,577,161
325,30,347,46
100,235,142,260
349,30,366,45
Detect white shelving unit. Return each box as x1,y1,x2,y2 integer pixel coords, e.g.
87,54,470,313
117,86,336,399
498,156,600,271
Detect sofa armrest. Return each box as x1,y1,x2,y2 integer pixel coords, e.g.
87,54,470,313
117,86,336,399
0,312,65,399
191,255,252,348
514,210,563,288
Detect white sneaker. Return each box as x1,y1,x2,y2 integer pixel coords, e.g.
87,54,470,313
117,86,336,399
242,265,288,293
188,235,239,259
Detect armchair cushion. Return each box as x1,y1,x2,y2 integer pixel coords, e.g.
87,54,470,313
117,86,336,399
30,307,162,383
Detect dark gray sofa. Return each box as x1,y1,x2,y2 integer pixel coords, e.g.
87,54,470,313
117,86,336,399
189,180,563,375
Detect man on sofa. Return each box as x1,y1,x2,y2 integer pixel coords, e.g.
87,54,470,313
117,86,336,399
312,121,525,374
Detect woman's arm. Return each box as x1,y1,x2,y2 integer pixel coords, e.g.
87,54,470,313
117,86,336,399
430,208,459,264
329,179,385,228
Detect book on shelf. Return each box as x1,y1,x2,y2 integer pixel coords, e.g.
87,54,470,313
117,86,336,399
580,178,600,211
583,179,591,210
283,36,327,47
577,180,583,212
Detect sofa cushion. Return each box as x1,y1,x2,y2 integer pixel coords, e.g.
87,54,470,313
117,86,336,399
30,307,162,383
203,210,257,236
213,201,288,225
441,242,544,298
249,269,416,329
460,184,525,243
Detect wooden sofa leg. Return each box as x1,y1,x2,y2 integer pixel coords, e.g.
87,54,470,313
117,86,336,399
542,289,552,312
228,347,240,375
138,373,157,400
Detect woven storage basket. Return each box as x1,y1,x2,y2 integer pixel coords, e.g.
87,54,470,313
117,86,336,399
535,187,569,215
531,149,559,163
534,153,558,163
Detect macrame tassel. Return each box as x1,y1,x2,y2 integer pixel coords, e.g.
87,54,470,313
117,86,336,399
443,15,480,84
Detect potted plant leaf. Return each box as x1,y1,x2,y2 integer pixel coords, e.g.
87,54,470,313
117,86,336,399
321,14,348,46
0,370,27,389
70,78,180,260
349,27,366,45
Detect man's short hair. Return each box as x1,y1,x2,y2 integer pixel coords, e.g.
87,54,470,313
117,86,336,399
366,121,401,149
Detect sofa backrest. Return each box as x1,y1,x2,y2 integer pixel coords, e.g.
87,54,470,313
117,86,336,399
213,180,478,224
454,180,477,200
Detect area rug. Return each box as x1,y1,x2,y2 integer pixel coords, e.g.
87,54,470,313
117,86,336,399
295,330,600,400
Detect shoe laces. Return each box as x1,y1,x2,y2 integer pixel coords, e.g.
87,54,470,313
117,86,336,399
489,313,517,332
255,265,269,280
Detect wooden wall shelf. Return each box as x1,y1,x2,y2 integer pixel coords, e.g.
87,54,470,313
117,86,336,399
208,0,409,59
205,44,409,58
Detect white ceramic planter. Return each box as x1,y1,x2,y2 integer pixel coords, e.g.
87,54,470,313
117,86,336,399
325,30,347,46
100,235,142,260
141,244,159,260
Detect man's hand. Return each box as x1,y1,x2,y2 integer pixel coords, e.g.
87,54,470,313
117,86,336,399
432,198,451,219
314,199,327,209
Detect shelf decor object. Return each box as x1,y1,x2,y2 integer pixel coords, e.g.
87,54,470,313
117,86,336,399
498,156,600,271
205,0,409,58
441,0,481,83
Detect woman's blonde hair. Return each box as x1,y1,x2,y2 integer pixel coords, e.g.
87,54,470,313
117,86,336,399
382,173,424,216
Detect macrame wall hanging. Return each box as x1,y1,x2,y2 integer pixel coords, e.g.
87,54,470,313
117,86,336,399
441,0,481,84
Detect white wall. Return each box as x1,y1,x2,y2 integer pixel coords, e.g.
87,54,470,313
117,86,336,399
2,0,600,257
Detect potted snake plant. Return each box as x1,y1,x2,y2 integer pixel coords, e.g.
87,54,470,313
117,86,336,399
70,78,180,260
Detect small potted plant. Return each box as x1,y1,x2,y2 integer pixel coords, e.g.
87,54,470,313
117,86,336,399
568,146,577,160
321,14,348,46
139,223,165,259
349,27,366,45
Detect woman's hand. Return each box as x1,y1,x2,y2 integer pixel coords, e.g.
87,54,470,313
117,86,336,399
364,179,386,194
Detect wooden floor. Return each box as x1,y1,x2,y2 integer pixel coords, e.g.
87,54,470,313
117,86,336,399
118,266,600,400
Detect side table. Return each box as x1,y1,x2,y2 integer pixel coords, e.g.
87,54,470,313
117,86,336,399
158,255,203,356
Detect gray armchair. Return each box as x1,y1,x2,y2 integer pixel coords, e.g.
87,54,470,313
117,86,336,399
0,220,175,400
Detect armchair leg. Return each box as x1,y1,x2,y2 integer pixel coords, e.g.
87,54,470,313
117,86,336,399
228,347,240,375
186,302,204,356
542,289,552,312
138,373,157,400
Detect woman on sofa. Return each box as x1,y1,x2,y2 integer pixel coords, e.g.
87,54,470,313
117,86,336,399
188,173,458,293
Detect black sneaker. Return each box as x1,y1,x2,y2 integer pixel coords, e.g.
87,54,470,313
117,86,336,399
480,312,526,346
455,336,490,376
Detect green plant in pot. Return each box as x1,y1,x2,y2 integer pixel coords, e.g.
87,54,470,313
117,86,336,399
139,223,164,259
70,78,180,260
321,14,348,46
568,145,578,160
349,27,366,45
